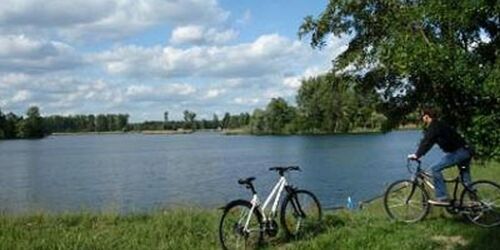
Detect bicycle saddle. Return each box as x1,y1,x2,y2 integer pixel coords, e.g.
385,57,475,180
238,177,256,185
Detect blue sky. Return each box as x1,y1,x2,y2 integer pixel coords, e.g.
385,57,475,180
0,0,349,121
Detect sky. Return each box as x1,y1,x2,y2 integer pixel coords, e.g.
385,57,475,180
0,0,350,122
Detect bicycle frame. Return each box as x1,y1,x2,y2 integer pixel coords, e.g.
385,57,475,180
414,167,476,208
243,176,288,231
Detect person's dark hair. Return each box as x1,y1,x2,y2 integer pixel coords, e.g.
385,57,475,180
421,108,438,119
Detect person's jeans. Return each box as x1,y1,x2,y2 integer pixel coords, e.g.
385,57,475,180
431,147,472,200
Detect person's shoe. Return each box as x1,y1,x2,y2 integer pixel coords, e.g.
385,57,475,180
428,199,450,206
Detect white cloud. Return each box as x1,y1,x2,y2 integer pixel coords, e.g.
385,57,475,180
0,0,229,41
0,0,354,121
233,97,260,105
125,83,196,102
170,25,205,45
12,90,32,102
0,73,30,87
280,34,351,90
170,83,197,95
94,34,309,78
203,88,226,99
0,73,201,115
1,75,120,112
0,35,83,73
206,28,239,45
169,25,237,45
283,66,329,89
0,0,114,27
92,45,164,76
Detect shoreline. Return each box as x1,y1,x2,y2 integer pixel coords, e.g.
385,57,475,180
222,126,420,136
45,128,421,137
50,130,195,136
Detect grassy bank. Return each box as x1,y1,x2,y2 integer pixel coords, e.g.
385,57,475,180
223,126,420,136
1,162,498,249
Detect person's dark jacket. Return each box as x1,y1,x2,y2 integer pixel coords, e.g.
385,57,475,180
416,120,467,158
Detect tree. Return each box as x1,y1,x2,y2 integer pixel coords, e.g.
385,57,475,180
300,0,499,159
265,98,296,134
95,114,107,132
212,114,220,129
183,110,196,130
239,113,251,127
88,115,96,132
163,111,169,130
249,109,267,134
221,112,231,130
296,75,325,132
18,106,44,138
118,114,129,131
3,113,20,139
296,73,384,133
0,108,5,139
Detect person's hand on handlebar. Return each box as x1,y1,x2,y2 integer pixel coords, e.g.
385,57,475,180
407,153,418,160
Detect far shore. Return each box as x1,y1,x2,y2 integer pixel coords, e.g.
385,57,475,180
49,126,420,137
222,124,420,136
50,129,194,136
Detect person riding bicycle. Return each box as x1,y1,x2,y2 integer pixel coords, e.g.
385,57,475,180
407,108,473,206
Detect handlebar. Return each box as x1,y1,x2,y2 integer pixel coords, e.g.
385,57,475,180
269,166,301,176
407,158,421,164
407,158,422,173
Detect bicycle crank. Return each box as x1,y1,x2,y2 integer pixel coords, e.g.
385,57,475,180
265,220,279,237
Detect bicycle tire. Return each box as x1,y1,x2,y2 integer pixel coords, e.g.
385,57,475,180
384,179,430,223
219,199,263,250
280,189,322,239
460,180,500,227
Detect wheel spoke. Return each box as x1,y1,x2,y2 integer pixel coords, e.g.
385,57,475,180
472,213,483,222
281,190,321,238
220,201,262,249
384,180,428,223
295,218,302,233
464,181,500,227
388,203,406,208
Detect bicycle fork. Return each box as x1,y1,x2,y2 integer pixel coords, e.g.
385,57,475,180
286,186,306,218
405,181,419,204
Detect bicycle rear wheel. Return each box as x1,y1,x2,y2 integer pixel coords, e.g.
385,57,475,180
280,189,322,238
384,179,430,223
219,200,263,250
461,180,500,227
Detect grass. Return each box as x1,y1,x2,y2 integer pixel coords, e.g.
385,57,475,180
1,162,498,249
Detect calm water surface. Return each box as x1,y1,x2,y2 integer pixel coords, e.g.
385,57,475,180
0,130,443,213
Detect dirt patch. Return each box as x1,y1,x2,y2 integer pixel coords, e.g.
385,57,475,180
432,235,468,250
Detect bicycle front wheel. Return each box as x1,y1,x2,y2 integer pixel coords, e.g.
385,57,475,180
461,180,500,227
384,179,430,223
280,189,322,238
219,199,263,250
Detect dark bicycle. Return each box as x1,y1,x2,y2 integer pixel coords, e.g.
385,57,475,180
384,159,500,227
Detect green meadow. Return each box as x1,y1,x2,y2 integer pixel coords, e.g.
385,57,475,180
1,162,498,250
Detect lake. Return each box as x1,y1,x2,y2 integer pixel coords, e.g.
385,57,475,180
0,130,443,213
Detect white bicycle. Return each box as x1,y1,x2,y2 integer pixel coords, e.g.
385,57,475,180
218,166,322,250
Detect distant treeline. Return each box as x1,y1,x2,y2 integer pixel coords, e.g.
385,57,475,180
248,73,397,135
153,73,397,135
0,107,45,139
0,106,254,139
0,73,398,139
0,107,131,139
134,111,250,131
45,114,130,133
